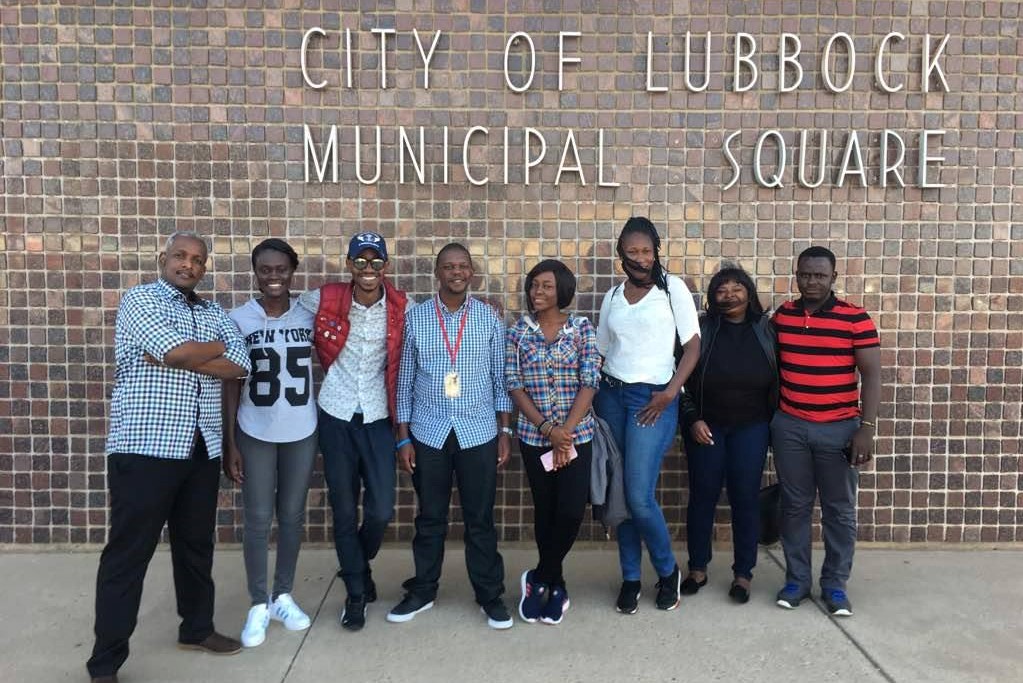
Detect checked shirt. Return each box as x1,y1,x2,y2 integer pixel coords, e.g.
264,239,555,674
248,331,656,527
505,314,602,448
106,278,250,460
397,295,513,450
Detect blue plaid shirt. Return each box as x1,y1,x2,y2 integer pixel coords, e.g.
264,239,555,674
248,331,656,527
505,314,601,447
397,295,513,450
106,278,251,459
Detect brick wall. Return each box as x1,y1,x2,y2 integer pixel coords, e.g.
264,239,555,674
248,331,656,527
2,1,1021,546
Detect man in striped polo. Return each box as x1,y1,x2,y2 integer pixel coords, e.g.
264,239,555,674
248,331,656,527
771,246,882,617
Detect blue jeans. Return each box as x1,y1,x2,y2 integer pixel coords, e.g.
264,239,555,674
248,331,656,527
683,420,769,580
594,378,679,580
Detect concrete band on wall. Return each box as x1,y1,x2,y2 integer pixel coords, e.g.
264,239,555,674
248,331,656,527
1,2,1020,545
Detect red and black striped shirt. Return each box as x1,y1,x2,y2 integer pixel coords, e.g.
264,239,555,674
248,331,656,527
772,294,880,423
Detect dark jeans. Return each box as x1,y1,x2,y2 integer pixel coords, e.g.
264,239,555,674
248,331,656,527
405,431,505,605
319,411,397,597
683,420,770,580
87,436,220,678
771,411,860,592
520,440,593,586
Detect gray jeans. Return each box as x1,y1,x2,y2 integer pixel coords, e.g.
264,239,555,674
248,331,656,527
771,411,860,593
237,428,318,605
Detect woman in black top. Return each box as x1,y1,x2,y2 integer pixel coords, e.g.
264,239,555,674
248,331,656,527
678,266,778,603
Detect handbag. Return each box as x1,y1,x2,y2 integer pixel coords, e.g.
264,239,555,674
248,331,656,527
758,483,782,545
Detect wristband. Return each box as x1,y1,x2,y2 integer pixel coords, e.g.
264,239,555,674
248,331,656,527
395,438,412,450
860,420,876,429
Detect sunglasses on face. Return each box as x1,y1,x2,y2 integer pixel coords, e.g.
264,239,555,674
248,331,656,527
351,257,386,271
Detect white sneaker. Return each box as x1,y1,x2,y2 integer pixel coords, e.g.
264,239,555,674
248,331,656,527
269,593,311,631
241,603,270,647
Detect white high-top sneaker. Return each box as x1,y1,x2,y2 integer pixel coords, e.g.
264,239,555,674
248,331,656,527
241,603,270,647
269,593,311,631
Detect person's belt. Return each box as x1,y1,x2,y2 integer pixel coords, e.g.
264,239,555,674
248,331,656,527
600,372,628,388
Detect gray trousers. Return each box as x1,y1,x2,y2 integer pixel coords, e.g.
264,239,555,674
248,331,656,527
771,411,860,593
237,428,318,605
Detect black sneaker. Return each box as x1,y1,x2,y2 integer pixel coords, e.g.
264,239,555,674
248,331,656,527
337,568,377,603
655,564,681,611
775,583,811,609
615,580,641,614
823,589,853,617
386,593,434,623
341,595,367,631
480,599,514,630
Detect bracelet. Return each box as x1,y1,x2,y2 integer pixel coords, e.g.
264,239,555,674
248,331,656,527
395,438,412,450
860,420,876,429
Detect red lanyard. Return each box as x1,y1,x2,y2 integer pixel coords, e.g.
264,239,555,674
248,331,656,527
433,296,470,367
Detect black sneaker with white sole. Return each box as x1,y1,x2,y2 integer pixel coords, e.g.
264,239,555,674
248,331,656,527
655,564,682,611
616,580,641,614
386,593,434,623
341,595,367,631
481,599,514,630
823,589,853,617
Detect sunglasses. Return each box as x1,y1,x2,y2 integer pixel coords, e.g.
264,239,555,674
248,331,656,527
351,257,386,271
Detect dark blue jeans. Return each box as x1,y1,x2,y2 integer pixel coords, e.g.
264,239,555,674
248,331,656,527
683,420,770,580
594,378,680,580
319,411,397,597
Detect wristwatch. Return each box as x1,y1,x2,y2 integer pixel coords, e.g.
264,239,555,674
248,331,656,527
500,426,514,437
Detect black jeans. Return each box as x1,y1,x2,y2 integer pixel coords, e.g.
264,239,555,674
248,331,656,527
87,436,220,677
405,431,505,605
520,440,592,586
319,411,397,597
683,420,770,580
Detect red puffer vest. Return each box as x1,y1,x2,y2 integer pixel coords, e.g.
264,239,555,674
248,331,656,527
313,279,408,426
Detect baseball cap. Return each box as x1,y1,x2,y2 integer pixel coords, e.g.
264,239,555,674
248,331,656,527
347,232,388,260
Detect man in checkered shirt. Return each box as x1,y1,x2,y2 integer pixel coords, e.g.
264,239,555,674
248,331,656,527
88,232,251,683
386,243,516,630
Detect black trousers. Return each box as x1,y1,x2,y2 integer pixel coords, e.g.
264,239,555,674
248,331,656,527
87,436,221,677
405,431,505,605
519,440,593,586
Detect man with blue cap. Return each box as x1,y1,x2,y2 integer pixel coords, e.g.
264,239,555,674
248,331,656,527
299,231,414,631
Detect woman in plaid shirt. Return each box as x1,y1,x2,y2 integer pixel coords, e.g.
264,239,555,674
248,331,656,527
505,260,601,625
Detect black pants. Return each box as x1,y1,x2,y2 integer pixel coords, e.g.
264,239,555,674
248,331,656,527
87,436,221,677
520,440,592,586
319,411,397,597
405,431,505,605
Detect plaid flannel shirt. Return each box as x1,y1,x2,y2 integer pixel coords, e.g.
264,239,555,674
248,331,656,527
505,314,601,448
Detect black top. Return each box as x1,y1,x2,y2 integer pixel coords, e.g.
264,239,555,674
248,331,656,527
701,318,774,426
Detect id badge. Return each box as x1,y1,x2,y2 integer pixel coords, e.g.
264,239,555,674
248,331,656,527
444,370,461,398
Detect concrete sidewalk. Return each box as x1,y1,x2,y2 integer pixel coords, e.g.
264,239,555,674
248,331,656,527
5,545,1021,683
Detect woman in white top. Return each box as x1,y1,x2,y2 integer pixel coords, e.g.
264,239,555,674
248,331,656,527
224,239,317,647
594,216,700,615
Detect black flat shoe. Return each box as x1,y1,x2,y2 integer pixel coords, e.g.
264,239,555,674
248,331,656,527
729,582,750,604
680,575,708,595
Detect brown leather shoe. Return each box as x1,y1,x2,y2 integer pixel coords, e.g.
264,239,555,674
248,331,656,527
177,631,242,656
91,676,119,683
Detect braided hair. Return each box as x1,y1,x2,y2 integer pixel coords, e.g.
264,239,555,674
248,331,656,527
616,216,668,291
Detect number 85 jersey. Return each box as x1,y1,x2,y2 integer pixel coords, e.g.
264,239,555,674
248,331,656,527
229,297,317,443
